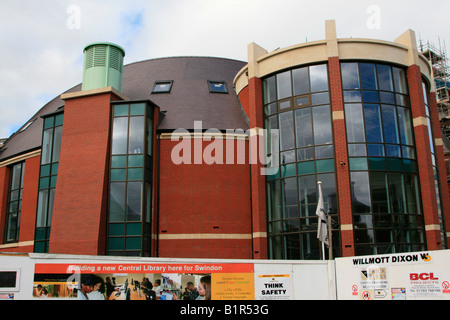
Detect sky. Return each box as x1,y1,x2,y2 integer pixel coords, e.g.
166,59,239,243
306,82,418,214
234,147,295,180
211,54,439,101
1,0,449,138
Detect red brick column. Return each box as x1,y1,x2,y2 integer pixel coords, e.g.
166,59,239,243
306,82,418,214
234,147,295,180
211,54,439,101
247,77,268,259
49,92,118,255
407,65,442,250
18,156,40,251
428,92,450,247
328,57,355,257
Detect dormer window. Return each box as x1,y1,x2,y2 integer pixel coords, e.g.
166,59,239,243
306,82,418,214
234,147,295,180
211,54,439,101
152,81,173,94
208,81,228,93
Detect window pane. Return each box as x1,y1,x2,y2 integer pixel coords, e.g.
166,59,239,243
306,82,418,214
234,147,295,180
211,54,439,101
317,173,337,214
388,173,406,213
397,107,413,145
127,182,142,221
312,105,332,145
393,67,407,94
110,182,126,222
52,126,63,163
111,155,127,168
277,71,292,100
282,178,298,218
360,63,377,90
297,148,314,161
381,105,399,144
377,64,393,91
298,175,316,217
315,145,334,159
130,103,145,116
341,63,360,90
404,174,420,214
350,172,371,213
41,129,53,165
114,104,128,117
279,112,295,150
267,181,281,220
311,92,329,105
128,117,144,154
36,190,48,228
364,104,383,143
310,64,328,92
295,108,313,148
263,76,277,104
112,117,128,154
343,91,361,103
348,144,367,157
345,104,365,143
370,172,389,213
292,67,309,95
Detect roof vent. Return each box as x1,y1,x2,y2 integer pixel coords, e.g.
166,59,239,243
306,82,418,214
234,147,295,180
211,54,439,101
82,42,125,92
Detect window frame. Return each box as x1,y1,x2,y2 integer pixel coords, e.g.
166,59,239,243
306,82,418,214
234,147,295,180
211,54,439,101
151,81,173,94
207,80,228,94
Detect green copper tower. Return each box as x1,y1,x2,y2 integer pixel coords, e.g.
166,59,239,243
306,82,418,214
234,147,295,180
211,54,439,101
82,42,125,92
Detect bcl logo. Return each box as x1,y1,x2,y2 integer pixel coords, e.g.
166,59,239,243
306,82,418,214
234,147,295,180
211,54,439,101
410,273,439,281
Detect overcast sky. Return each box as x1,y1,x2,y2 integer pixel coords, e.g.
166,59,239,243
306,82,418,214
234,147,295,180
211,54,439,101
1,0,449,138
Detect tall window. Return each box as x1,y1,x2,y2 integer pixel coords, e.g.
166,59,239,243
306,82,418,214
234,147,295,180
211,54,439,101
341,62,425,255
4,162,25,243
108,102,154,256
263,64,339,260
34,112,63,253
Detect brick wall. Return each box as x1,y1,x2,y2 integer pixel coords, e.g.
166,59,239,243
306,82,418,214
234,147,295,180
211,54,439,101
328,57,355,257
158,137,252,259
407,65,442,250
49,92,117,255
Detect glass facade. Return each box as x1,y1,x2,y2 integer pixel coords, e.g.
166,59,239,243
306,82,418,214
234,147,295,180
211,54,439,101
4,162,25,243
263,64,339,260
342,62,425,255
108,102,154,256
34,112,64,253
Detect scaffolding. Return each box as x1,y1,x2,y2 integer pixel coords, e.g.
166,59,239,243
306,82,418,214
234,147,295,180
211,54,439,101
419,39,450,154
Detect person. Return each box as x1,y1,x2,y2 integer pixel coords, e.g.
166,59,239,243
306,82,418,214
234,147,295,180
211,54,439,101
185,281,199,300
77,274,96,300
153,279,162,299
196,281,206,300
33,284,43,297
200,276,211,300
105,277,118,298
141,278,156,300
87,276,106,300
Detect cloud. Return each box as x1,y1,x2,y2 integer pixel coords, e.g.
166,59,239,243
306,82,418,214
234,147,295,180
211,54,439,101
0,0,449,138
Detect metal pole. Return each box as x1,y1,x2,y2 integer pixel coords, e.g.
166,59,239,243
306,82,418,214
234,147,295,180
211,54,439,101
328,214,333,260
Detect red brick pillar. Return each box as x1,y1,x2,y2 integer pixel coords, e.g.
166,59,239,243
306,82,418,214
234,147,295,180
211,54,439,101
247,76,268,259
49,90,121,255
328,57,355,257
19,156,40,249
407,65,442,250
428,92,450,248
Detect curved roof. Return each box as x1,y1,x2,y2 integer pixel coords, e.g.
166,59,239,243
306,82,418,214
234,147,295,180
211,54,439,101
0,56,248,162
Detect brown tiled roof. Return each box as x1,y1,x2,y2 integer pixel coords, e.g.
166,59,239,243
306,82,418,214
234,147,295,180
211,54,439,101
0,56,248,162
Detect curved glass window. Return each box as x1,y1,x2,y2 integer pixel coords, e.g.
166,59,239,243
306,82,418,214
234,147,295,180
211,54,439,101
263,63,338,260
341,62,425,255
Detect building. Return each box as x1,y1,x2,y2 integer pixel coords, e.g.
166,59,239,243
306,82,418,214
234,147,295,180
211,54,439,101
0,21,449,261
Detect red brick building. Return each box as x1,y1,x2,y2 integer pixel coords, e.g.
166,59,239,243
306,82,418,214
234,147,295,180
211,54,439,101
0,21,448,260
